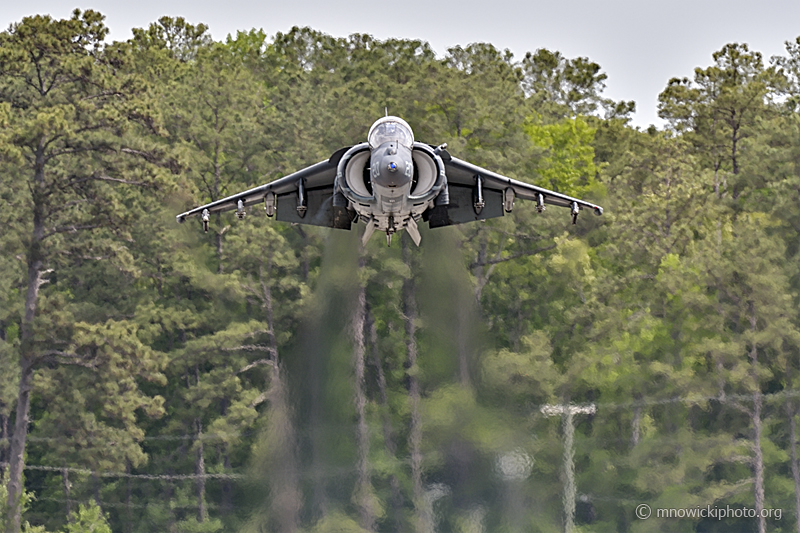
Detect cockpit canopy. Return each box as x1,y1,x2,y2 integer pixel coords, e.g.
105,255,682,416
368,116,414,149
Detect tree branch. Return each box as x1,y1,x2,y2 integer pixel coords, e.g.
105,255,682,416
249,391,269,408
43,224,103,239
64,175,149,188
237,358,276,375
470,244,557,269
223,344,276,355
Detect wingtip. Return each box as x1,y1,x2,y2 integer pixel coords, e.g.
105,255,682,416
176,215,185,224
594,206,604,216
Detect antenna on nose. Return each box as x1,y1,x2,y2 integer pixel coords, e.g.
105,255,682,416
385,107,388,117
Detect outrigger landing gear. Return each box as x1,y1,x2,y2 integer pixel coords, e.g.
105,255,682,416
362,216,377,246
405,217,421,246
386,215,395,247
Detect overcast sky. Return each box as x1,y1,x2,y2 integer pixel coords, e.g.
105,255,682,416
4,0,800,129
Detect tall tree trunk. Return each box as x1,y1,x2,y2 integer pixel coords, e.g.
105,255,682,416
266,364,301,533
214,139,224,274
7,359,34,533
310,369,327,518
0,414,6,477
217,398,233,515
260,256,301,532
730,116,740,177
749,312,766,533
216,223,224,274
92,472,101,508
295,227,310,282
631,399,642,448
367,305,404,532
787,403,800,533
402,240,424,532
125,462,133,533
473,237,488,303
562,410,576,533
195,417,207,522
6,141,47,533
712,113,722,199
192,364,207,523
165,481,176,532
752,390,766,533
62,468,71,522
456,301,470,387
352,258,376,531
221,452,233,515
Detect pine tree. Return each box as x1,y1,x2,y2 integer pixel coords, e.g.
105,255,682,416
0,11,171,531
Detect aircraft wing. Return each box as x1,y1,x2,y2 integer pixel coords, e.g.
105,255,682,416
176,148,350,229
422,152,602,227
443,154,602,214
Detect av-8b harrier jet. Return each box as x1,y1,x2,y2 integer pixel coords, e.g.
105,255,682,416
176,116,604,246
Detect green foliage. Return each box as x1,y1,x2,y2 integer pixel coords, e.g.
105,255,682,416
525,115,599,195
0,476,54,533
62,503,111,533
171,516,223,533
130,16,211,61
2,11,800,533
309,512,371,533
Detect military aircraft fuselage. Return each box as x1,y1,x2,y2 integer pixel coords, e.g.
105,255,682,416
175,115,603,247
334,117,447,245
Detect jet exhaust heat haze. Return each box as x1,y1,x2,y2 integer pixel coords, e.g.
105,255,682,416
176,116,604,245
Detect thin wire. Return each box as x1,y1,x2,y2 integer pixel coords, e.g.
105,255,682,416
22,389,800,445
26,431,256,443
35,496,224,511
0,462,243,480
589,388,800,412
7,388,800,484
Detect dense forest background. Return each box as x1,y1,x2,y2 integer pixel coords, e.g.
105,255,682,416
2,9,800,533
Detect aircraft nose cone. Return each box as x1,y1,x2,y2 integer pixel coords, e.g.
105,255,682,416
372,142,412,188
378,157,409,187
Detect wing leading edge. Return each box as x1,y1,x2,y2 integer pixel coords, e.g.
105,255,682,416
443,155,603,213
426,152,602,227
176,144,604,237
176,148,349,231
